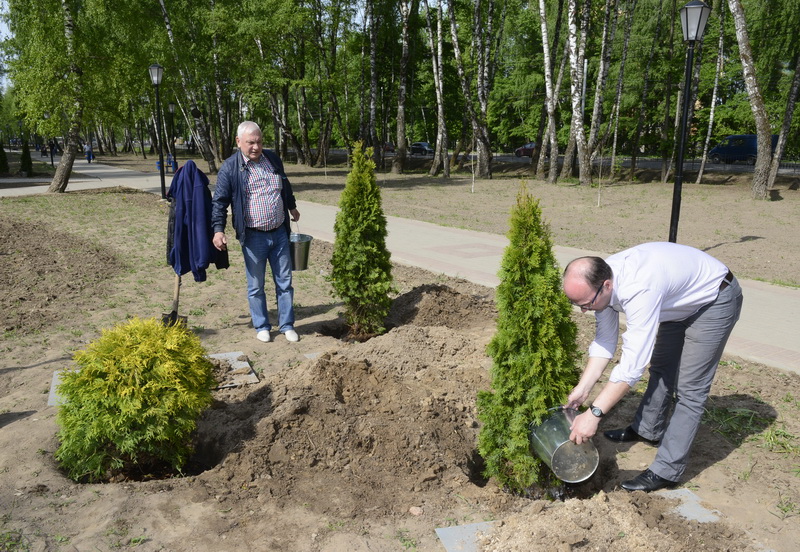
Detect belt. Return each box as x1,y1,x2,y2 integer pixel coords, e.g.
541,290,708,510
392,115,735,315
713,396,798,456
719,269,734,290
247,226,281,233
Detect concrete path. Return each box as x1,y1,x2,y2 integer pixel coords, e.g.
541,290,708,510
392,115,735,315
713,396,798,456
3,160,798,375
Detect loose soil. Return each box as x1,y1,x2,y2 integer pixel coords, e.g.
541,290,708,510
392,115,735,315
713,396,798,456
0,154,798,551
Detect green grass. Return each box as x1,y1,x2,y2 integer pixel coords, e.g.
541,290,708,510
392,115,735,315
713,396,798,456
0,530,31,551
703,406,773,446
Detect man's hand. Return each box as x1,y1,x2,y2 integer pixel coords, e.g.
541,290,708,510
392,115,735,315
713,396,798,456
565,386,590,411
569,410,600,445
213,231,228,251
290,208,300,222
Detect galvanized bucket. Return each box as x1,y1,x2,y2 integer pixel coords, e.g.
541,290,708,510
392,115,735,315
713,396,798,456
529,407,599,483
289,232,313,271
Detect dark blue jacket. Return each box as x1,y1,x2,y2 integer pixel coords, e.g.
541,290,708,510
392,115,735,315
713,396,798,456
167,160,218,282
211,149,297,241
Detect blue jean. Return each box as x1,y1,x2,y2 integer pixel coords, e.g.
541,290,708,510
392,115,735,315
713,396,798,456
632,278,743,481
241,228,295,334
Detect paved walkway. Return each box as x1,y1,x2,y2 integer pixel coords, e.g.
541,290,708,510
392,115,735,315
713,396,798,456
4,159,799,375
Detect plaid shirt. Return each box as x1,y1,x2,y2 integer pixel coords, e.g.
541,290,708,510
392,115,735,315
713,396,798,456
243,153,285,231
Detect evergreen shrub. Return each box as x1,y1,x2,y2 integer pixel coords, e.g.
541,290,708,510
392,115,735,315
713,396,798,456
476,185,580,492
55,317,215,482
20,140,33,176
328,142,396,338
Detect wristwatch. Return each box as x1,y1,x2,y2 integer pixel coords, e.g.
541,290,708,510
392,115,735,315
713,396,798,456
590,405,604,418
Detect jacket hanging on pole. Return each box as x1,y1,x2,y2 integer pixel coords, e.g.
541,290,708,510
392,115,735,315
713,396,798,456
166,159,228,282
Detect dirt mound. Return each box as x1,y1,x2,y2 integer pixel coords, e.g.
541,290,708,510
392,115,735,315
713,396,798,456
479,490,752,551
195,286,495,520
387,283,497,330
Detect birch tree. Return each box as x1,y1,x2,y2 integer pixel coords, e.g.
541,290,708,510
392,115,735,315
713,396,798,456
535,0,561,183
392,0,415,173
560,0,591,185
423,0,450,176
727,0,771,198
695,4,725,184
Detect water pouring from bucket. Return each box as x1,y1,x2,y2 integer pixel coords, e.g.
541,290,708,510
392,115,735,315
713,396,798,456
289,221,313,271
529,406,599,483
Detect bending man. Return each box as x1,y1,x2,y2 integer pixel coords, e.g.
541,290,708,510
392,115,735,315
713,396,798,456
562,242,743,491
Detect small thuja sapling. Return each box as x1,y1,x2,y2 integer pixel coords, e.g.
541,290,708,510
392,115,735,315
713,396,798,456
328,142,396,339
476,185,580,492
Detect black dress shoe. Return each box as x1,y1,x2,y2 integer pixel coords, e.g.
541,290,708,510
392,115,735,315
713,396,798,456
621,469,677,492
603,425,659,445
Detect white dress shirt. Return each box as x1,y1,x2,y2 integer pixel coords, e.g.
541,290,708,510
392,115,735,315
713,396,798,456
588,242,729,386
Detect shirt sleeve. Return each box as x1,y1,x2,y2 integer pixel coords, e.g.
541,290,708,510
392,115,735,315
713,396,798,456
607,288,664,386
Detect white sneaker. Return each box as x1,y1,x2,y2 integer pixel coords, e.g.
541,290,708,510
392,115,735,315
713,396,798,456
256,330,271,343
284,329,299,342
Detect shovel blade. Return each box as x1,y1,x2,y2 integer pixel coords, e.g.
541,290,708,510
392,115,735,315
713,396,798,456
161,312,188,326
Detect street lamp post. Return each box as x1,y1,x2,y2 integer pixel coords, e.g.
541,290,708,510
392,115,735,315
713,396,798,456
148,63,167,199
43,112,54,167
669,0,711,243
168,102,176,164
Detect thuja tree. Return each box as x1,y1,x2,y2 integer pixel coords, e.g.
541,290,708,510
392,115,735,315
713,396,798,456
476,185,580,492
56,317,216,482
328,142,395,338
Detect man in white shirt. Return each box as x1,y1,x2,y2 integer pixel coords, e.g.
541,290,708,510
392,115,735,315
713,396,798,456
562,242,743,491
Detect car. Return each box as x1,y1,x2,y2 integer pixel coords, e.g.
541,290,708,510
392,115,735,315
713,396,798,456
514,142,538,158
708,134,778,165
410,141,434,156
381,142,395,153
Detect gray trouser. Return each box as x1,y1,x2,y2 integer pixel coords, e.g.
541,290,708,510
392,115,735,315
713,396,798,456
631,278,743,481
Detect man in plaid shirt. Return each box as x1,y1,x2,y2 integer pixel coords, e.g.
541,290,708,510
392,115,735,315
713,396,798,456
211,121,301,343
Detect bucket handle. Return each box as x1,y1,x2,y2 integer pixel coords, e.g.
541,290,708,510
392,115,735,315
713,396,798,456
291,219,301,235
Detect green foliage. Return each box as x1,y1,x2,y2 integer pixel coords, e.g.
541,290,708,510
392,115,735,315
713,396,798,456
55,317,215,482
328,142,396,338
19,140,32,175
477,184,579,492
0,142,9,174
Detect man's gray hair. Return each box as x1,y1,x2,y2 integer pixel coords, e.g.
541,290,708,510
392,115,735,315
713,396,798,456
237,121,261,138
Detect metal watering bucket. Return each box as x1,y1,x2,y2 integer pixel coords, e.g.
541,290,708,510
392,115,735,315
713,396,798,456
289,227,313,271
529,407,599,483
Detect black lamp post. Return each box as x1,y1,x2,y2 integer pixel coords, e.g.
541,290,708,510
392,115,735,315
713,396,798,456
43,112,55,167
148,63,166,199
669,0,711,243
168,101,176,161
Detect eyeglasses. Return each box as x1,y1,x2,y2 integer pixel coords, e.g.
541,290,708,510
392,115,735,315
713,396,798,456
572,283,604,310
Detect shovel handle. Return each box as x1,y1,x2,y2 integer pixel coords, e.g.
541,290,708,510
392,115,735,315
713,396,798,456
171,273,181,311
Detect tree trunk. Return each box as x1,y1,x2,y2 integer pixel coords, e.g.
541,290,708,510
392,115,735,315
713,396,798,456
536,0,563,183
630,0,665,179
367,0,381,164
157,0,217,174
562,0,591,185
392,0,414,174
424,0,449,177
606,0,636,173
696,5,725,184
766,51,800,191
586,0,619,161
727,0,771,198
48,0,83,193
448,0,494,179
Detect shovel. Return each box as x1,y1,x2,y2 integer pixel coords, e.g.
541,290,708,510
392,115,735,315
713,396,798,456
162,273,188,326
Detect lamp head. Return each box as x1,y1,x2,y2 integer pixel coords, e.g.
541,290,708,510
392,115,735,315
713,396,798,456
168,102,176,114
148,63,164,86
680,0,711,42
